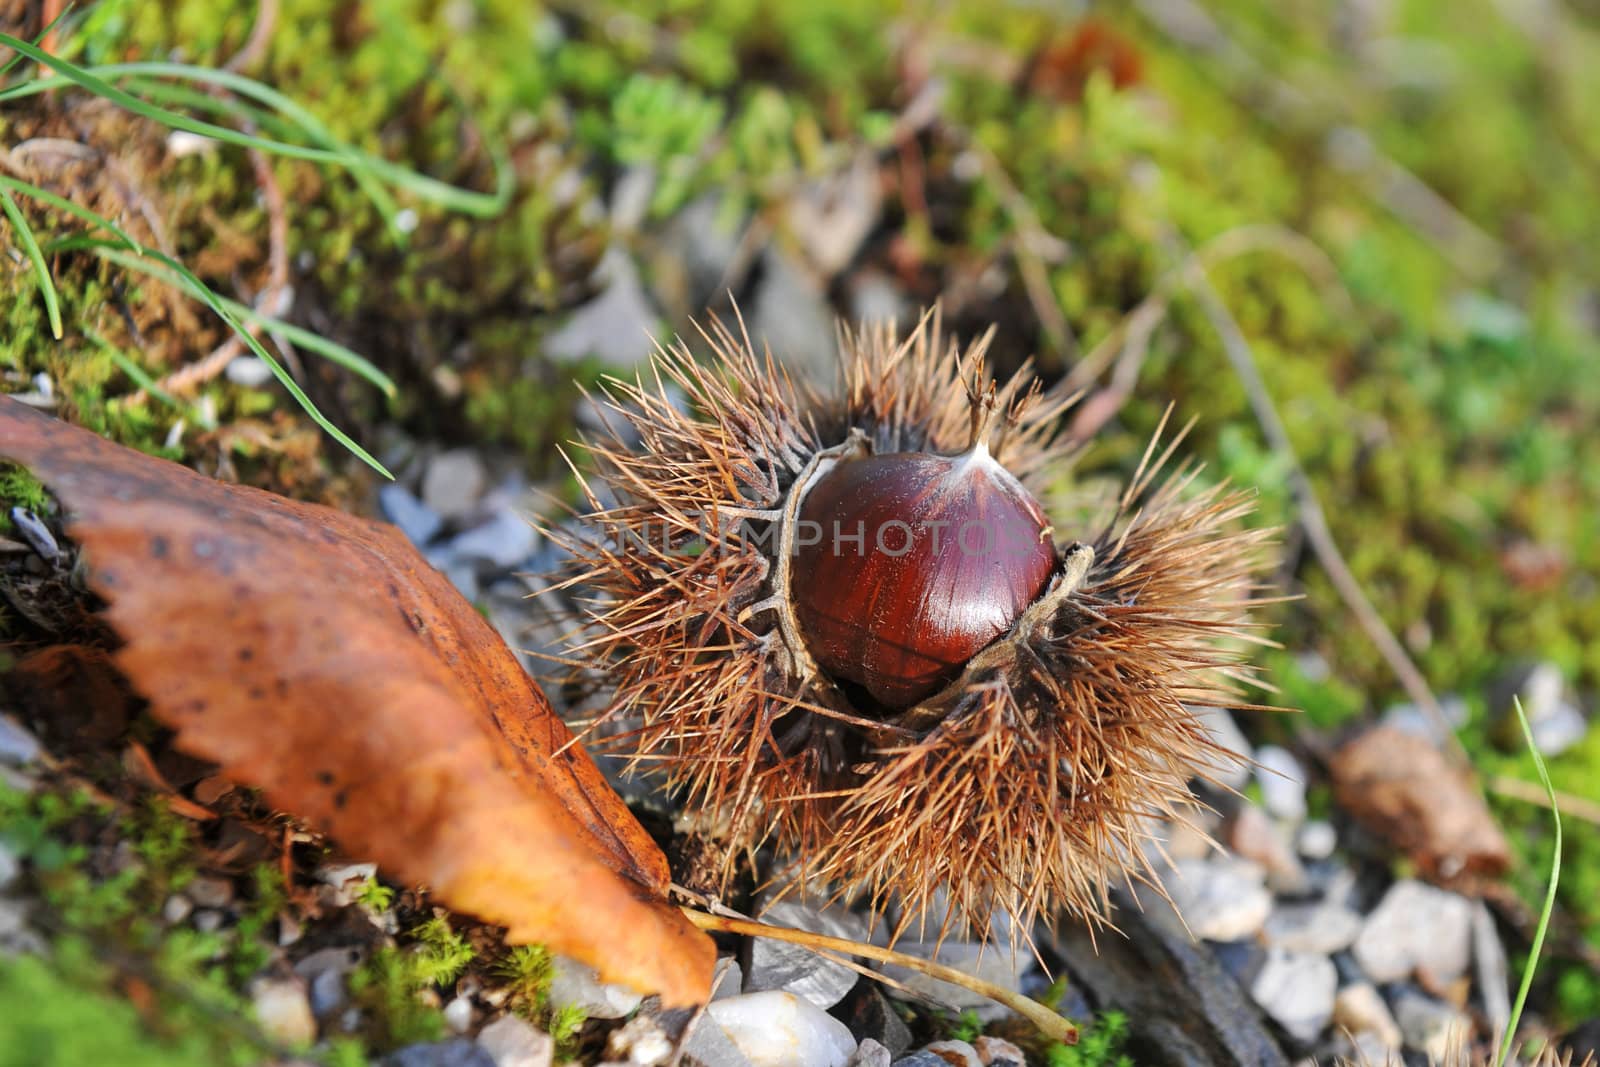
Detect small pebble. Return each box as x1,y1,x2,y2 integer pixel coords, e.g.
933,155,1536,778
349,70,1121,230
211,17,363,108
380,484,445,547
250,976,317,1048
746,899,867,1009
162,894,193,924
848,1039,892,1067
1295,820,1337,861
1192,705,1254,790
385,1039,496,1067
193,908,224,933
1353,880,1473,984
1392,990,1471,1060
1250,948,1337,1043
890,1055,948,1067
547,954,643,1020
607,1016,673,1067
0,843,19,893
1228,805,1308,895
1263,902,1363,955
971,1037,1024,1067
316,862,378,907
1167,857,1273,942
186,875,234,909
476,1015,554,1067
449,510,538,572
1333,982,1402,1049
921,1040,979,1067
0,715,42,766
9,508,58,562
707,991,858,1067
225,356,276,388
422,449,489,519
1255,746,1307,823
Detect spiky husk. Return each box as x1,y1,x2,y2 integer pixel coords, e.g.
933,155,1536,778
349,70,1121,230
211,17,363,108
550,311,1275,939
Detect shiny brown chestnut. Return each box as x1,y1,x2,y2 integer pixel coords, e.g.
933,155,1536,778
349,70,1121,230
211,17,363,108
792,444,1057,709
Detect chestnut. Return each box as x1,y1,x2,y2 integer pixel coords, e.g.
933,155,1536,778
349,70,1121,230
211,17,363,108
552,313,1272,939
791,438,1057,709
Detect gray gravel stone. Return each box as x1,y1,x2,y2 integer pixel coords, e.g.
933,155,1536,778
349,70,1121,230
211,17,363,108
546,954,643,1019
889,1055,949,1067
422,450,488,519
443,995,473,1034
1263,902,1363,955
1168,857,1273,942
746,899,867,1009
545,249,659,368
1333,982,1401,1050
380,484,444,546
1473,899,1511,1040
1192,705,1254,790
847,1038,892,1067
682,1016,757,1067
476,1015,554,1067
1381,696,1468,747
0,842,19,893
1249,947,1336,1043
920,1041,979,1067
750,249,837,385
385,1040,497,1067
1352,880,1473,983
0,715,41,766
1228,804,1308,894
1392,990,1471,1059
1502,663,1589,756
9,508,58,561
879,939,1028,1017
187,875,234,909
1255,745,1307,823
250,976,317,1048
1295,820,1337,861
449,510,538,572
972,1036,1026,1067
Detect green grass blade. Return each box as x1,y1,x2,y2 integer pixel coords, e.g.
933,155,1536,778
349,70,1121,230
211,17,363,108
0,173,391,478
0,4,72,81
90,337,200,422
1495,695,1562,1067
0,184,63,339
86,247,397,397
0,40,510,220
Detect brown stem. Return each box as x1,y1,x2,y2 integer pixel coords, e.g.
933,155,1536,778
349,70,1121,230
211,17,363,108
680,908,1080,1044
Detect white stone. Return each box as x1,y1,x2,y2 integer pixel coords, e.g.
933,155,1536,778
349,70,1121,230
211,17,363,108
0,714,42,765
250,977,316,1047
1168,857,1273,942
607,1016,673,1066
1255,746,1307,823
1250,948,1336,1043
706,991,857,1067
547,954,643,1019
846,1037,891,1067
1393,991,1471,1060
477,1014,554,1067
1333,983,1401,1049
1263,902,1363,955
1295,820,1337,861
1353,880,1474,983
444,996,474,1034
1191,706,1253,790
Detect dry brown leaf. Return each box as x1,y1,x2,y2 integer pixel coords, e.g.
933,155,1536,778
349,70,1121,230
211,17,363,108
1330,725,1511,884
0,398,714,1006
